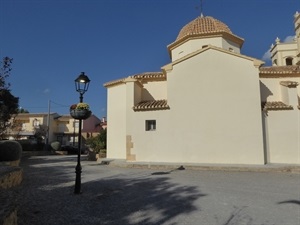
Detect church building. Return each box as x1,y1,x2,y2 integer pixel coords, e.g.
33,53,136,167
104,12,300,165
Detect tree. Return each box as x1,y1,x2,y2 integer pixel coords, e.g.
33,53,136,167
86,129,107,153
34,124,47,143
0,57,19,138
0,57,12,89
9,119,23,140
18,108,29,113
98,128,107,149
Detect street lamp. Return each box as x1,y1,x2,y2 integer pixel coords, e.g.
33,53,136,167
74,72,90,194
75,72,90,102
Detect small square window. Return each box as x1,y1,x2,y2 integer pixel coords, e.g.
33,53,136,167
146,120,156,131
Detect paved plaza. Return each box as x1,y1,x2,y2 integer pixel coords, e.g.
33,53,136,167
15,155,300,225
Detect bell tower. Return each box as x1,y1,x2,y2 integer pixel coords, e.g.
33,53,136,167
294,11,300,64
269,12,299,66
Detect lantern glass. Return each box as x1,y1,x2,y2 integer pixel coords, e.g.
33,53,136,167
75,72,90,94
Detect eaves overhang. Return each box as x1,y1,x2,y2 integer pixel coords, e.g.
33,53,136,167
133,99,170,111
259,65,300,78
104,72,166,88
262,101,293,111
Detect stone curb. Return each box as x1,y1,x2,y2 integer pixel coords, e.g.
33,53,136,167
100,159,300,174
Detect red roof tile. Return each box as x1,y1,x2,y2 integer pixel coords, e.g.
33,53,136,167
261,101,293,111
132,72,165,80
133,100,170,111
176,16,233,42
104,72,166,87
260,65,300,77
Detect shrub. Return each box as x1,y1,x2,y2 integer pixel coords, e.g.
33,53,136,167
0,140,22,161
50,141,61,151
86,129,106,153
18,140,31,151
17,140,45,151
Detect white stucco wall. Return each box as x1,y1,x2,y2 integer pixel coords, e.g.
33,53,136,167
106,53,300,165
106,84,127,159
263,110,300,164
260,78,300,103
171,37,240,61
127,49,265,165
126,110,171,161
106,80,167,160
260,77,300,164
221,38,241,53
166,49,264,164
141,81,167,101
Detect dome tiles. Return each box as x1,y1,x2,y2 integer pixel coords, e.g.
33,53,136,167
168,15,244,50
176,16,233,41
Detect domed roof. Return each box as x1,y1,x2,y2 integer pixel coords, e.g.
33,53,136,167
176,16,232,41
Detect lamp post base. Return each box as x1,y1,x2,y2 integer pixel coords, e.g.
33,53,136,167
74,163,82,194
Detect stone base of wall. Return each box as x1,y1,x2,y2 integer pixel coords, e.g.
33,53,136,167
3,210,17,225
0,166,23,189
126,135,136,161
0,166,23,225
0,193,18,225
0,160,20,167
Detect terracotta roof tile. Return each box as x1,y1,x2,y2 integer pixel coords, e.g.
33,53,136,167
260,65,300,77
132,72,165,80
133,100,170,111
104,72,166,87
167,16,244,51
261,101,293,111
176,16,232,42
103,78,127,87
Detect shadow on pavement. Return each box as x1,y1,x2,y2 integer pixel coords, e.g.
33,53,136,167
16,156,207,225
278,200,300,206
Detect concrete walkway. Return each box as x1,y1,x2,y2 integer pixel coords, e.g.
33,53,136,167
16,155,300,225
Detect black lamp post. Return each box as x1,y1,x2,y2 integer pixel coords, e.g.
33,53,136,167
74,72,90,194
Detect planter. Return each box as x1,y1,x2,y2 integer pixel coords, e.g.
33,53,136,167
70,109,91,120
87,151,97,161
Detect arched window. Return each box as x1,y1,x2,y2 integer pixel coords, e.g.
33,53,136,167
286,57,293,65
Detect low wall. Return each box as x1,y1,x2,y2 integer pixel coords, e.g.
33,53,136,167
0,166,23,225
0,140,23,225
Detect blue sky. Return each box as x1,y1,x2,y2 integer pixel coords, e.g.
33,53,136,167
0,0,299,118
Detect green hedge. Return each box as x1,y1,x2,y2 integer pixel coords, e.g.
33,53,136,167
17,140,45,151
0,140,22,161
